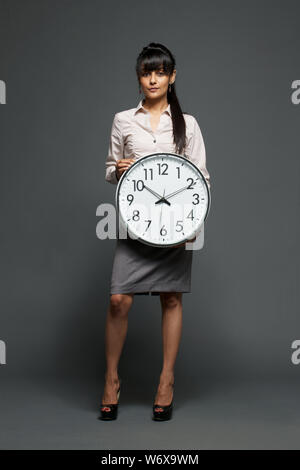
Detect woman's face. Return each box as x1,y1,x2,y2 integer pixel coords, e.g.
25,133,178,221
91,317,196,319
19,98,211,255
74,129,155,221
139,65,176,101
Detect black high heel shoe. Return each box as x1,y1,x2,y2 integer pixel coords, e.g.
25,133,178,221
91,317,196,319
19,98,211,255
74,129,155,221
152,381,174,421
99,377,121,421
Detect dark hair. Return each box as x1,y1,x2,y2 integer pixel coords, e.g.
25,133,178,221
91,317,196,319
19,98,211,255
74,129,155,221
135,42,187,155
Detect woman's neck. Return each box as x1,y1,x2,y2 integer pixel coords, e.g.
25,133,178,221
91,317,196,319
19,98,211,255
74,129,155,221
142,97,169,114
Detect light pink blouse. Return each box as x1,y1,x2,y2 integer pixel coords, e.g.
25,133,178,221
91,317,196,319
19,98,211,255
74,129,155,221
105,99,211,190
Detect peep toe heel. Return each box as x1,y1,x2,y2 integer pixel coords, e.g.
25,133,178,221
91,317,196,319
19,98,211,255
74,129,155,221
99,377,121,421
152,381,174,421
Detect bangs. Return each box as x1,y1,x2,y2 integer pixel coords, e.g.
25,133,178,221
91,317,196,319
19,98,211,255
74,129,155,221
136,50,173,76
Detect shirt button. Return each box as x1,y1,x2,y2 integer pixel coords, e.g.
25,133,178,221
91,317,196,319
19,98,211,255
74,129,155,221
153,139,156,143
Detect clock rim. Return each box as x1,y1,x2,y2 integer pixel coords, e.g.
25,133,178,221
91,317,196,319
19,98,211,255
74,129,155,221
115,152,211,247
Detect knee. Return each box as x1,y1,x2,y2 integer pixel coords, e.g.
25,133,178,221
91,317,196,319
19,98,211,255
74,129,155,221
160,292,182,309
109,294,132,316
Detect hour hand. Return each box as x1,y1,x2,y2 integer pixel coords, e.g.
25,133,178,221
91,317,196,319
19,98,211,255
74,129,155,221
143,184,163,200
155,197,170,206
143,184,170,205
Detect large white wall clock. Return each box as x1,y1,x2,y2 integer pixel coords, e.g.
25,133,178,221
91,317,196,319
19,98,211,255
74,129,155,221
115,152,211,248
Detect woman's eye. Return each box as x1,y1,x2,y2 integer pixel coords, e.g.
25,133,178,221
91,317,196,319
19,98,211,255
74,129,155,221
142,71,165,76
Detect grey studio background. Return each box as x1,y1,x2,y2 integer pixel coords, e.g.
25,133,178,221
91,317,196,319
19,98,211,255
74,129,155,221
0,0,300,450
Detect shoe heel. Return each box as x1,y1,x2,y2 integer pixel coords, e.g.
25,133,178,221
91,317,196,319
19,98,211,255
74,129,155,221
152,381,174,421
99,377,121,421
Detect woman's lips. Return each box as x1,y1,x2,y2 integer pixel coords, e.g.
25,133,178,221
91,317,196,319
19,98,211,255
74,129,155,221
149,88,159,92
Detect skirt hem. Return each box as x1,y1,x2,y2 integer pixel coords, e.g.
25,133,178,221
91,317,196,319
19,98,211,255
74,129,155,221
110,282,191,295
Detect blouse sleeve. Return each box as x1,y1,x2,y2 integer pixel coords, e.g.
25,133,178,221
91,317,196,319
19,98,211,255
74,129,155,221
105,113,124,185
185,116,211,190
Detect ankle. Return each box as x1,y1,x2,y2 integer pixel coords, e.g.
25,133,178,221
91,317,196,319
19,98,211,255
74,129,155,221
159,371,175,385
104,372,120,385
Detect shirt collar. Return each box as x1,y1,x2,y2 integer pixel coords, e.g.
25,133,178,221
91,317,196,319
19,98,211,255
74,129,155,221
134,99,172,117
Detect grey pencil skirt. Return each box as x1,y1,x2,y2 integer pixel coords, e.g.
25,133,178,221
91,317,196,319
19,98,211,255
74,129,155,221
110,235,194,296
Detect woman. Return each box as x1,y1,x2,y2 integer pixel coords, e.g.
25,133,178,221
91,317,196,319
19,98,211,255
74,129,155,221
100,43,211,421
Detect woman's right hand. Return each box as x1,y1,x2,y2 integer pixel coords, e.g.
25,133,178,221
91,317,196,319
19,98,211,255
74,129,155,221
116,158,135,180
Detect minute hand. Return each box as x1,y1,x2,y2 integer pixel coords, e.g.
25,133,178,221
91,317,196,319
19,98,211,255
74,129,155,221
163,184,191,201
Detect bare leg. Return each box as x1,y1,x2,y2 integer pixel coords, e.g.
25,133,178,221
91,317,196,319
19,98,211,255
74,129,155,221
101,293,133,405
154,292,182,409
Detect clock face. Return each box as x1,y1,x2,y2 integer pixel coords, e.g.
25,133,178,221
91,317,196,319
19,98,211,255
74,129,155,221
115,153,211,247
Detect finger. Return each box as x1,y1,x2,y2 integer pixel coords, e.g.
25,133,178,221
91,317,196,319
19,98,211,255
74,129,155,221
119,158,135,163
119,165,132,172
117,162,132,170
